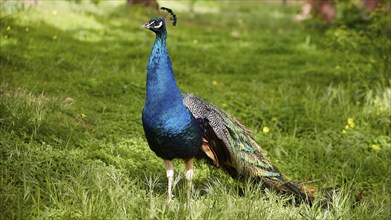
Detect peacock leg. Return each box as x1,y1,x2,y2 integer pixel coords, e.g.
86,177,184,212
164,160,174,202
184,158,194,200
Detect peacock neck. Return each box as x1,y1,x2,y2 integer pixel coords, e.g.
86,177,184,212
145,32,183,113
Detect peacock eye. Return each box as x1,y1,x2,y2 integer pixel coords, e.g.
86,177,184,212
153,21,163,29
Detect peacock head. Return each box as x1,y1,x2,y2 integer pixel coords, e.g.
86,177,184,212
141,7,176,35
141,17,166,34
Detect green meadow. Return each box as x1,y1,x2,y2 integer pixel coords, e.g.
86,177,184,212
1,1,390,219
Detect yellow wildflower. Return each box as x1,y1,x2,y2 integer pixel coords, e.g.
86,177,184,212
370,144,381,151
263,126,270,134
347,118,355,128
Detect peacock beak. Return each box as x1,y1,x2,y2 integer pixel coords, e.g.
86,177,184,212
141,23,151,29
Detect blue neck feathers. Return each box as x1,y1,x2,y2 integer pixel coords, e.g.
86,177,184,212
144,31,183,114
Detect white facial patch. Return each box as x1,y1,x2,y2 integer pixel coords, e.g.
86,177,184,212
154,21,163,29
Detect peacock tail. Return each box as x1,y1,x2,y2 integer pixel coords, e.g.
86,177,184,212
183,93,316,205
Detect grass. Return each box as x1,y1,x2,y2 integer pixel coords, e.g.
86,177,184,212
1,0,390,219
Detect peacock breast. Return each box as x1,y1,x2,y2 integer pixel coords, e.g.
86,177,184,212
142,106,202,160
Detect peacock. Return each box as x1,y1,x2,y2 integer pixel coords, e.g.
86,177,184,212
141,7,317,205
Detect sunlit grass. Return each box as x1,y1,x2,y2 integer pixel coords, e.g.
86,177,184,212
1,0,390,219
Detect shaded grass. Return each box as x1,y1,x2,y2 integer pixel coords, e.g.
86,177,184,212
1,0,390,219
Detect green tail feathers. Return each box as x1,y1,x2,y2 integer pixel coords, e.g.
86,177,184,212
183,93,318,205
221,113,316,204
